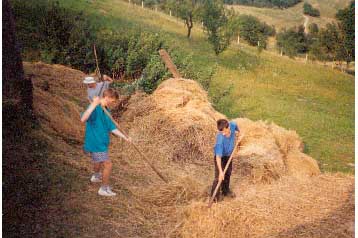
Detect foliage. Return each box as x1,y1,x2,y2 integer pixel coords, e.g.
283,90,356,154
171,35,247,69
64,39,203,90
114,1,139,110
200,0,233,55
308,23,319,35
166,0,201,38
224,0,301,9
230,14,275,49
336,1,355,66
11,0,214,94
276,25,307,57
303,2,320,17
12,0,97,71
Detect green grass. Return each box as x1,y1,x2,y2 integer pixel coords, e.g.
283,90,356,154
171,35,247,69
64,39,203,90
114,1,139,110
54,0,354,173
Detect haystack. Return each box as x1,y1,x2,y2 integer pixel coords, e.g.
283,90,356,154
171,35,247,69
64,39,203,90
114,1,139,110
25,62,87,143
117,78,320,183
118,78,224,163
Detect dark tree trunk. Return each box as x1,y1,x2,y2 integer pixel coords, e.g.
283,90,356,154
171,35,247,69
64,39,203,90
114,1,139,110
3,0,33,111
185,14,193,38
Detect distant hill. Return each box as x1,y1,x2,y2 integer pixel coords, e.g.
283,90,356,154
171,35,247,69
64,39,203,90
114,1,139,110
224,0,302,9
229,0,351,30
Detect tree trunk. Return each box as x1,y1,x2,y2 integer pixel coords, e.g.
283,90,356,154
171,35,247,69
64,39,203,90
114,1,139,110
186,14,193,38
346,61,350,69
3,0,33,111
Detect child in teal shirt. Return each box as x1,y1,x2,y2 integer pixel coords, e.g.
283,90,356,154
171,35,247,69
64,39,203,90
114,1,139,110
81,88,130,196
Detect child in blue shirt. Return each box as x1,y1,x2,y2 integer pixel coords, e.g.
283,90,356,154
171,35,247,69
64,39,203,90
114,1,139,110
211,119,240,201
81,88,130,197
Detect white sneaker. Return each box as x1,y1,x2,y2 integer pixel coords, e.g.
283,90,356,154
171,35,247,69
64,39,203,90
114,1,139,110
98,186,117,197
90,174,102,183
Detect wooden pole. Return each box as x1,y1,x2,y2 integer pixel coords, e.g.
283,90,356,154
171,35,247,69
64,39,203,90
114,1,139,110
88,49,168,183
208,134,243,208
93,44,102,80
158,49,182,78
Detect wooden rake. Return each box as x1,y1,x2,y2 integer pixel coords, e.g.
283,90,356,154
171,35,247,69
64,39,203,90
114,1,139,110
89,45,169,184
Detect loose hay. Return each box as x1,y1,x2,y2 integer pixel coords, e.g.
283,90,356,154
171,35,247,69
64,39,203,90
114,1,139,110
178,174,354,238
141,176,203,207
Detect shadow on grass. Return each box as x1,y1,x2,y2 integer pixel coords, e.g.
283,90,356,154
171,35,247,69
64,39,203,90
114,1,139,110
2,103,84,237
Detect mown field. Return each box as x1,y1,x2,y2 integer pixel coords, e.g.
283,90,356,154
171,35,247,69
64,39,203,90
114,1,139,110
46,0,355,173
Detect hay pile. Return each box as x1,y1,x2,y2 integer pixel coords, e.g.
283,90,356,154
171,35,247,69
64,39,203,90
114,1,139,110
24,62,87,143
118,78,224,164
118,78,320,183
178,174,354,238
235,118,320,183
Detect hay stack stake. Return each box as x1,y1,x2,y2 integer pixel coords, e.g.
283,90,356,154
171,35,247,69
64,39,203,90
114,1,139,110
159,49,181,78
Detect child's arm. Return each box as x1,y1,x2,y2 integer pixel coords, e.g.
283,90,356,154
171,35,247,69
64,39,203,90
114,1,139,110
81,97,100,123
103,74,113,82
111,129,131,142
216,156,225,181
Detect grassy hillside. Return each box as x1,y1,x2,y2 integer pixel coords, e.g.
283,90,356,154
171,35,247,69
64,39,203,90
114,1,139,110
38,0,354,173
230,0,351,31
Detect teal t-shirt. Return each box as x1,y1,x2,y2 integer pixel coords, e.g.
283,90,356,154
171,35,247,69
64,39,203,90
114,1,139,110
83,105,116,152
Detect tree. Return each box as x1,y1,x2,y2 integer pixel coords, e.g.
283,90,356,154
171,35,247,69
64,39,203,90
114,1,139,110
308,23,319,35
231,14,275,49
308,23,338,63
303,2,320,17
319,23,340,62
3,0,33,112
200,0,233,55
276,25,307,57
167,0,201,38
336,1,354,68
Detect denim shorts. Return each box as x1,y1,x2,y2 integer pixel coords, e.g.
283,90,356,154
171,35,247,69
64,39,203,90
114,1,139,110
90,152,109,163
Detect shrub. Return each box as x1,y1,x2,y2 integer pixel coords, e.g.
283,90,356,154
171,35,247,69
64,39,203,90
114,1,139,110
12,0,216,94
303,2,320,17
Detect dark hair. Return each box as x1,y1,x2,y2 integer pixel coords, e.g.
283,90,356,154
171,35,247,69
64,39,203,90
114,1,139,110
103,88,119,100
217,119,229,131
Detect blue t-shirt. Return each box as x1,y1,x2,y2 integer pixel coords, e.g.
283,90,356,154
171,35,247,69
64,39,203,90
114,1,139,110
214,121,240,157
83,105,116,152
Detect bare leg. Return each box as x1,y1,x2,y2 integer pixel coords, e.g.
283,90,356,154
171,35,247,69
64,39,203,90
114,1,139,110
102,160,112,186
93,162,101,174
